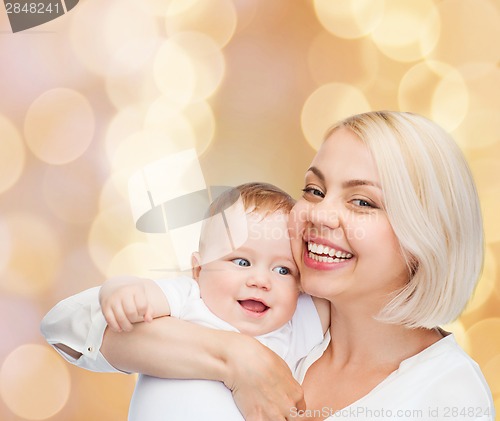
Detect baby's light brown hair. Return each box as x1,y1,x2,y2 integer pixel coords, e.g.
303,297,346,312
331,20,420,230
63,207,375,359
207,182,295,217
198,182,295,255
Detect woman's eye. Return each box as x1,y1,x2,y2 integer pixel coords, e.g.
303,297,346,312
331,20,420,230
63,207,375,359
232,258,250,267
302,187,325,198
273,266,290,275
352,198,374,208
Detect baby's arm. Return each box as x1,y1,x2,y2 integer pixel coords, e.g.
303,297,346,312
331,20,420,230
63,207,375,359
40,276,171,371
312,296,331,334
99,276,171,333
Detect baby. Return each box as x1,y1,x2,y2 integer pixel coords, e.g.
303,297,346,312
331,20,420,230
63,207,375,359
41,182,329,420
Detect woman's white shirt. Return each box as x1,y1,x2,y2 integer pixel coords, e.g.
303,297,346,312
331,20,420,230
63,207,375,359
293,331,495,421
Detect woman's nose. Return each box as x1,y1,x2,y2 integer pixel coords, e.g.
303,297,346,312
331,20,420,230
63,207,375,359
308,199,341,231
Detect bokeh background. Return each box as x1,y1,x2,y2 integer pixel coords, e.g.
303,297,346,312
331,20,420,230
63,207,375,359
0,0,499,420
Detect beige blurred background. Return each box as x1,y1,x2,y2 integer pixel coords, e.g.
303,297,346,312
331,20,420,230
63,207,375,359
0,0,499,420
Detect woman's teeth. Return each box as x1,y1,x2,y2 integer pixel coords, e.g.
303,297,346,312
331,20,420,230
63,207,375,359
308,242,353,263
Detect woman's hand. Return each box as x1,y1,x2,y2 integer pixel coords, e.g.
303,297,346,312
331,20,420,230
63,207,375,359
223,334,306,420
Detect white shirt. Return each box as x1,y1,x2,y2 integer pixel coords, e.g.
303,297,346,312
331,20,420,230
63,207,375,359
40,276,324,420
41,282,495,421
293,331,495,421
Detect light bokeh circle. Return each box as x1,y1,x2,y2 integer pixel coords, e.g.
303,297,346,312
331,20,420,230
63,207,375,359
0,114,25,194
470,159,500,198
143,97,215,155
313,0,384,39
454,109,500,151
465,318,500,367
0,344,71,420
144,97,196,146
164,0,201,16
110,129,192,181
105,105,147,163
153,32,226,104
98,173,130,214
105,38,163,109
24,89,95,165
70,0,160,76
153,38,196,105
429,0,500,67
398,61,468,132
371,0,440,63
452,68,500,150
1,213,62,295
480,188,500,244
88,205,146,276
301,83,371,150
182,101,216,156
106,241,178,278
165,0,237,48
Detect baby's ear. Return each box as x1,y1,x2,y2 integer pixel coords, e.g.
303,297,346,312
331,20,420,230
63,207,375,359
191,252,202,281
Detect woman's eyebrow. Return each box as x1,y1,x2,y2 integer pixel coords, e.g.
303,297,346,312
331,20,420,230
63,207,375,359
306,167,381,190
342,179,381,189
305,166,325,182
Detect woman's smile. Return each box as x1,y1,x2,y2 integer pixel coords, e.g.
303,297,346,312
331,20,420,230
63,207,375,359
303,238,354,270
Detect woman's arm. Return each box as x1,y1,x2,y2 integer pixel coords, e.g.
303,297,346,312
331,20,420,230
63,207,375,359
101,316,306,420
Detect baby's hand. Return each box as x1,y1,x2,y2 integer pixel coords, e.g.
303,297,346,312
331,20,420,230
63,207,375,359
99,277,159,332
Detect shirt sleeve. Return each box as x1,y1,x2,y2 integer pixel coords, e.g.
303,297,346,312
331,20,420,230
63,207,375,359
40,286,124,373
153,276,200,319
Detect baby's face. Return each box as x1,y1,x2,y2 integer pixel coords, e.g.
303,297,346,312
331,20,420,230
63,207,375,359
194,211,300,336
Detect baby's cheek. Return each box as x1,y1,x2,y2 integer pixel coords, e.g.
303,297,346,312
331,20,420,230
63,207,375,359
288,205,305,239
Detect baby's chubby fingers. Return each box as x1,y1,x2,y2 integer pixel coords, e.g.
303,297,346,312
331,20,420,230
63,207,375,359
133,293,154,323
114,297,137,332
102,306,122,333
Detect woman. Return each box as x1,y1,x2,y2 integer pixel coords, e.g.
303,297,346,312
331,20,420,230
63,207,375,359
282,111,493,419
44,111,494,420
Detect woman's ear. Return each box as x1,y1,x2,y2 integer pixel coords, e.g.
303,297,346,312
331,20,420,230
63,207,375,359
191,252,202,281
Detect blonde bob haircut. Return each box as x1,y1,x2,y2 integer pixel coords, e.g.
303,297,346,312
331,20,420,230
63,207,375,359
325,111,483,329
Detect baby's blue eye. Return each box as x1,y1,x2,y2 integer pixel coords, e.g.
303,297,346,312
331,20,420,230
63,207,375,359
232,258,250,267
273,266,290,275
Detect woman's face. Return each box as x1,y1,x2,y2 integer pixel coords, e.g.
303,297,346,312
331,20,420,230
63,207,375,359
289,127,409,304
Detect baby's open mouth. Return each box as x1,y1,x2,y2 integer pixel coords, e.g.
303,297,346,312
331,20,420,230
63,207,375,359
238,299,269,313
